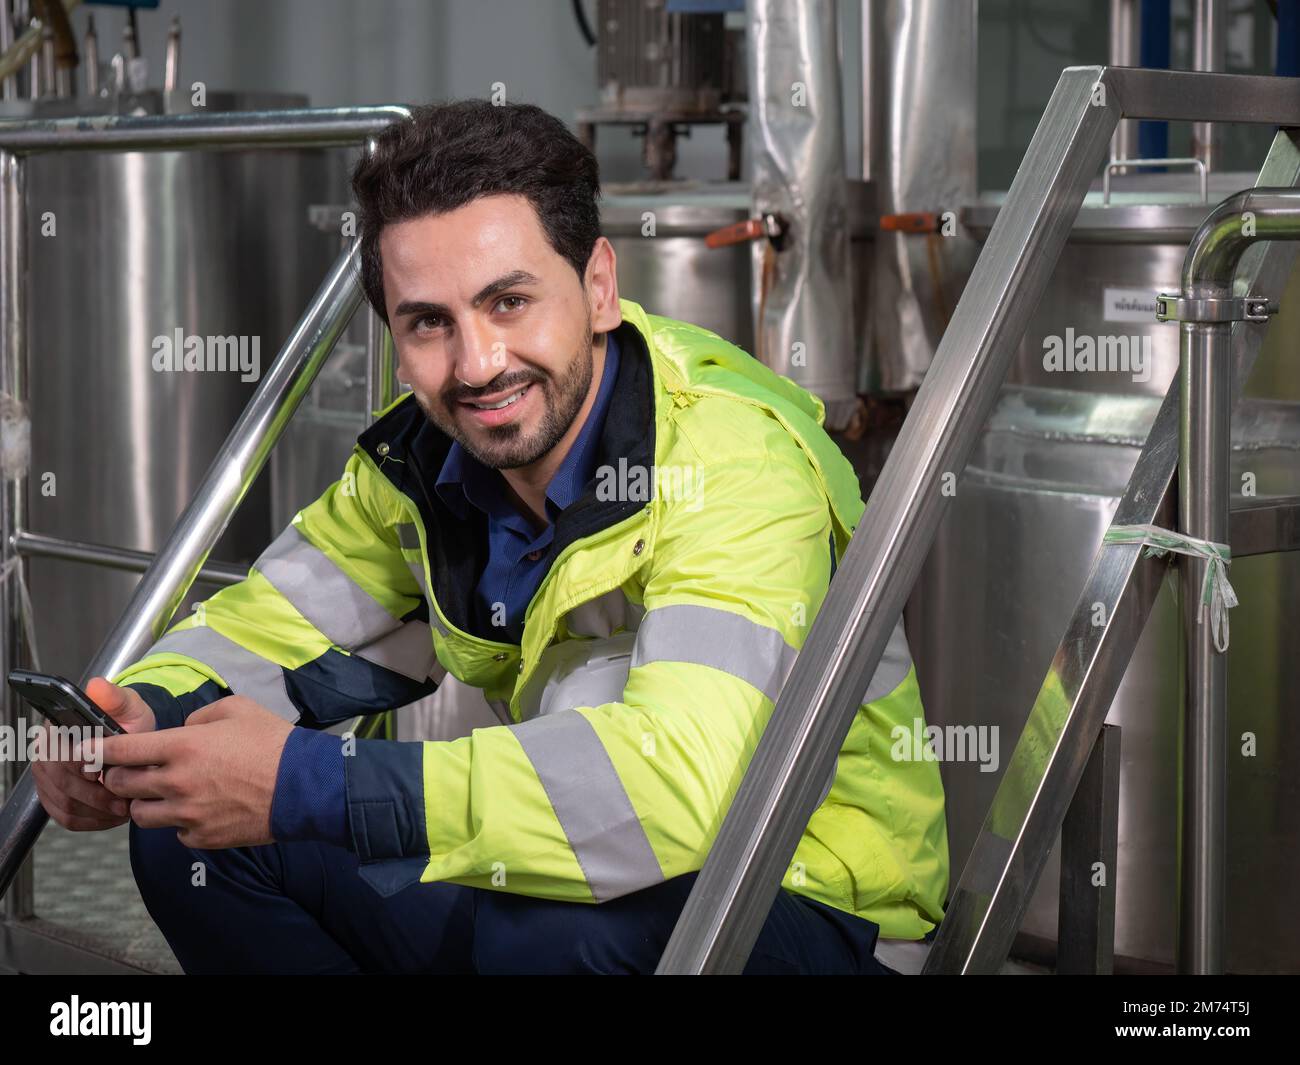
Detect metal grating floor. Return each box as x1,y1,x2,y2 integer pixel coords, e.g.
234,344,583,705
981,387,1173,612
29,822,181,974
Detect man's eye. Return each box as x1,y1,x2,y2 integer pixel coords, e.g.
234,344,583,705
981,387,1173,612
414,314,444,333
496,295,527,313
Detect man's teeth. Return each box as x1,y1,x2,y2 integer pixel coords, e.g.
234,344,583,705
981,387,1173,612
471,386,527,411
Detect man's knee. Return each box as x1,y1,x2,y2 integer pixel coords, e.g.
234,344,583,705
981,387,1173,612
129,822,191,897
128,822,252,912
472,881,691,974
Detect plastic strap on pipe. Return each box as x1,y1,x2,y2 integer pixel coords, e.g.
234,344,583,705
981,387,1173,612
1104,522,1238,653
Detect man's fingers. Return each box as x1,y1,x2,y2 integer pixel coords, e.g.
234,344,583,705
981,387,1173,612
125,798,177,831
100,765,168,801
62,768,130,817
84,728,177,768
84,676,155,733
42,787,129,830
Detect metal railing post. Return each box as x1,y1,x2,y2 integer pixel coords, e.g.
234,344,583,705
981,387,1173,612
0,145,30,920
1157,189,1300,972
656,64,1122,974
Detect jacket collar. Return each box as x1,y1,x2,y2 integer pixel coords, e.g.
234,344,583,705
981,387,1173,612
356,316,656,641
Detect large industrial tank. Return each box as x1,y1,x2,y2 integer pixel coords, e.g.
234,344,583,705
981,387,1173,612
12,91,338,682
906,171,1300,972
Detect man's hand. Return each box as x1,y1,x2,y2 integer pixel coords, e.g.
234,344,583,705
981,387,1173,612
92,696,294,849
30,677,155,832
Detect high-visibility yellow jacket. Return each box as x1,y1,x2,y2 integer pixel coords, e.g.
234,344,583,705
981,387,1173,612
113,296,949,939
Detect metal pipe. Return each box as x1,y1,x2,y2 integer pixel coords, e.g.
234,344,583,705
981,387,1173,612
365,309,397,419
37,23,50,95
81,12,95,96
0,105,412,153
163,15,179,95
860,0,874,185
0,0,15,100
1109,0,1140,169
35,0,75,97
656,65,1121,974
1179,306,1230,974
0,147,30,921
12,530,245,586
1191,0,1226,172
1172,188,1300,973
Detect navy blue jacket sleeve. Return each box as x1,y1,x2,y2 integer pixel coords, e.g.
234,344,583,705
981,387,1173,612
270,728,351,849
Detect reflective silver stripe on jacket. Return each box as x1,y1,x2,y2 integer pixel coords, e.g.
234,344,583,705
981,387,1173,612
353,620,443,682
397,522,421,551
863,614,913,704
631,603,799,703
510,710,663,901
634,603,913,706
396,522,449,636
150,626,301,723
255,524,402,649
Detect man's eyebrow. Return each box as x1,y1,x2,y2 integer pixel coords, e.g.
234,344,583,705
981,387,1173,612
392,270,542,319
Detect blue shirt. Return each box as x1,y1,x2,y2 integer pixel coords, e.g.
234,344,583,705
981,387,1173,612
269,331,622,850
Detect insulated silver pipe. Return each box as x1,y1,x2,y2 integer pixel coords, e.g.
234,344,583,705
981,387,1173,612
1175,189,1300,973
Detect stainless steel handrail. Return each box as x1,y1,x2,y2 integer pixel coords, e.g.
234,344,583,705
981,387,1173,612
1170,189,1300,972
923,132,1300,975
0,106,409,919
658,68,1300,974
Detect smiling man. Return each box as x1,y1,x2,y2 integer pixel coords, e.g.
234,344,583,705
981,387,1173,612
32,99,949,975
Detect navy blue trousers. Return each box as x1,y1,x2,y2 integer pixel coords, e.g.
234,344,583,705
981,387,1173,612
129,823,897,975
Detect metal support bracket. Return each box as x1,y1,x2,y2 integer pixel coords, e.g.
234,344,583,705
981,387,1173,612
1155,293,1276,323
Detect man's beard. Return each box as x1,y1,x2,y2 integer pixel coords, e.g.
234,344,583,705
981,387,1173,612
416,326,596,471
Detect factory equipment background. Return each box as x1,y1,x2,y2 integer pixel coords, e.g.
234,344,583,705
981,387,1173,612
0,0,1295,1022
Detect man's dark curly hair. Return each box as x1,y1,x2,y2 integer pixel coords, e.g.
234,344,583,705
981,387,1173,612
351,99,603,323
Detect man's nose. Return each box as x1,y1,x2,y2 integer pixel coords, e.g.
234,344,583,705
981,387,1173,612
452,320,506,388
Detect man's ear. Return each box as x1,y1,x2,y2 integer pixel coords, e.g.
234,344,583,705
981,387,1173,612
585,237,622,334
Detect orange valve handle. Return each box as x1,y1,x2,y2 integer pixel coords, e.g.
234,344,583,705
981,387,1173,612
880,211,940,234
704,218,770,249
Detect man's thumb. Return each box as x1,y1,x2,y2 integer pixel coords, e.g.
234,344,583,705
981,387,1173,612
84,676,152,731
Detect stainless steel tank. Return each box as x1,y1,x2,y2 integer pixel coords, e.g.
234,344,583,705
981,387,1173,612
11,91,338,681
962,169,1285,398
907,171,1300,972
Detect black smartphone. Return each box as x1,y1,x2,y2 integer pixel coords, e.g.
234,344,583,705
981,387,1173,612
7,669,127,736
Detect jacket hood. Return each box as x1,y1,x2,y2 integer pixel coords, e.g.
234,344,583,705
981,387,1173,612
618,297,865,548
